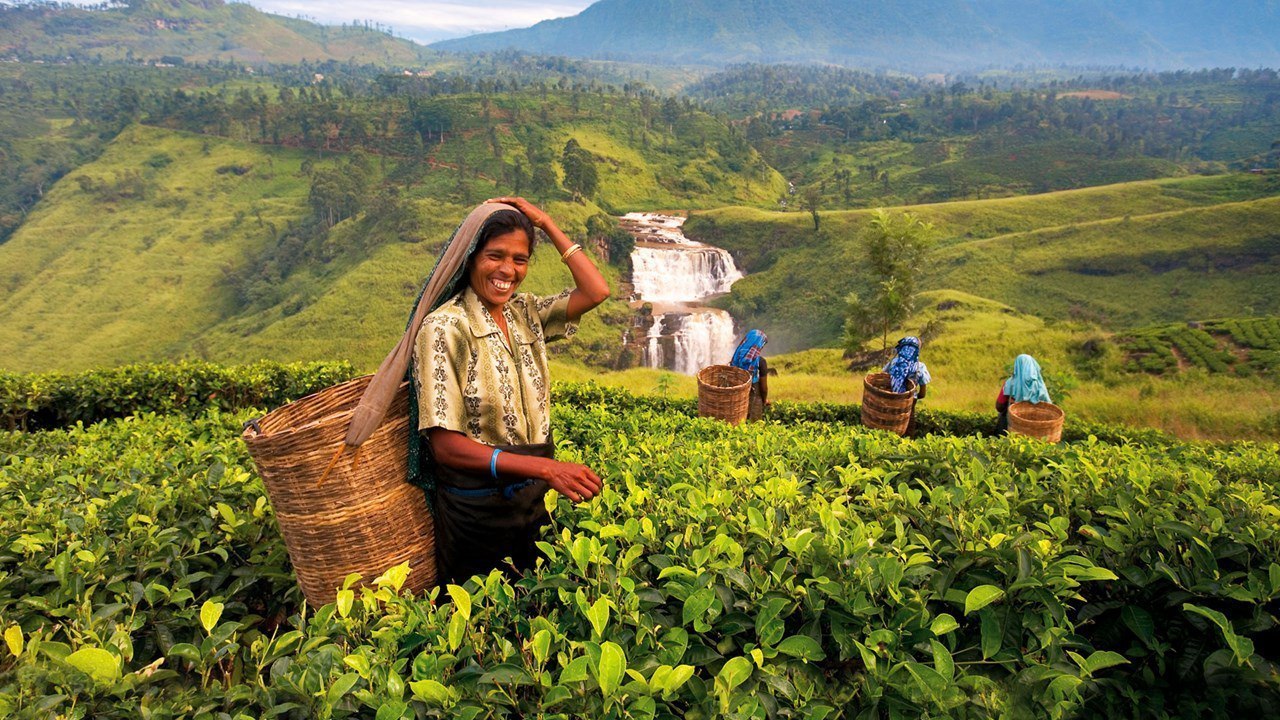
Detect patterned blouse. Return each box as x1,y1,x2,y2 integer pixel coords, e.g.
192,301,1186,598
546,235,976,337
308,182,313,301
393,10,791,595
413,286,577,446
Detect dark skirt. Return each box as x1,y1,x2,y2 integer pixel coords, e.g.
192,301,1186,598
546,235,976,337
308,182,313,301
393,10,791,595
747,384,765,421
429,441,553,586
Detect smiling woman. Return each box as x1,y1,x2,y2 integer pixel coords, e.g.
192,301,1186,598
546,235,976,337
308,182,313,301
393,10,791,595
412,197,610,584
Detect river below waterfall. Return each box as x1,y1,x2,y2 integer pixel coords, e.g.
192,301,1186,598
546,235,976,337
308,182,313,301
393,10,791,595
622,213,743,375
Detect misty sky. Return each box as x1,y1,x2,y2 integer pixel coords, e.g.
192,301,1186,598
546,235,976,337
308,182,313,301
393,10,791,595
237,1,596,43
35,1,596,43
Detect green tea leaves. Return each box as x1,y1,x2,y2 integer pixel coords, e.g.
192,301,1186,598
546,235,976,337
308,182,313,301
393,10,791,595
65,647,120,683
4,626,22,658
964,585,1005,615
199,600,223,634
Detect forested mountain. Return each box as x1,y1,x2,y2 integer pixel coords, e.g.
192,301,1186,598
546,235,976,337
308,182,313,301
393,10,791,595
0,0,431,65
434,0,1280,71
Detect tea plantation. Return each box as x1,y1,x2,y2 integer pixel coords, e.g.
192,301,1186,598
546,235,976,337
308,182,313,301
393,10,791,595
1,364,1278,718
1123,317,1280,377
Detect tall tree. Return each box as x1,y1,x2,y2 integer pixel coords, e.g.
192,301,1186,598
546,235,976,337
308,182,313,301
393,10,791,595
561,139,598,202
801,184,823,231
843,210,935,352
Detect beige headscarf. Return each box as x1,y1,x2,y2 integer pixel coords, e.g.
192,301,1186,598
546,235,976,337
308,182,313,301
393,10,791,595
342,202,518,447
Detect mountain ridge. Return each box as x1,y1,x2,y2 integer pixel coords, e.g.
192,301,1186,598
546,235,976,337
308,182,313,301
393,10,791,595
433,0,1280,71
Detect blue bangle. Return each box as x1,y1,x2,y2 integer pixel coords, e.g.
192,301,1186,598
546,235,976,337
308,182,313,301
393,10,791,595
489,448,502,479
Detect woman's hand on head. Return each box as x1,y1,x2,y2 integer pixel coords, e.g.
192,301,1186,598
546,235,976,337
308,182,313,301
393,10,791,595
487,196,549,230
537,458,603,504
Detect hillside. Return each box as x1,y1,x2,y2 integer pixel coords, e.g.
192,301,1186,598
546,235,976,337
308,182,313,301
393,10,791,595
433,0,1280,71
0,0,431,65
0,125,614,373
695,66,1280,210
685,174,1280,350
0,92,786,372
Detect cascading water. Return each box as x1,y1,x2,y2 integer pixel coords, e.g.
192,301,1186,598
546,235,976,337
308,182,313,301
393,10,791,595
631,247,742,303
622,213,744,375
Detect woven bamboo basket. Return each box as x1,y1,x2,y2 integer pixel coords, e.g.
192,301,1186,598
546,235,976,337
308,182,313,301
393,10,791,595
697,365,752,425
242,375,436,605
1008,401,1064,442
861,372,917,436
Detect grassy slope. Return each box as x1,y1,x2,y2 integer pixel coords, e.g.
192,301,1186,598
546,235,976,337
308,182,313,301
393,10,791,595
761,130,1186,209
0,105,777,371
931,196,1280,326
686,174,1280,350
0,124,312,372
442,91,789,211
199,212,631,370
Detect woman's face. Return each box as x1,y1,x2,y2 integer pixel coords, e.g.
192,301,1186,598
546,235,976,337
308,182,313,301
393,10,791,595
467,228,531,312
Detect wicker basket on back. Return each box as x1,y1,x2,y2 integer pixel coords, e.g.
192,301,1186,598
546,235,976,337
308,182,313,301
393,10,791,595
242,375,436,605
1008,401,1064,442
861,372,917,436
697,365,752,425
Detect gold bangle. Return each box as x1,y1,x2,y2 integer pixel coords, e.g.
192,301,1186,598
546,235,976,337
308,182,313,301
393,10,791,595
560,243,583,262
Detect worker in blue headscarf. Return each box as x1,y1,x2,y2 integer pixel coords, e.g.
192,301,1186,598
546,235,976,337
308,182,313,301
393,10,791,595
883,336,931,435
730,329,770,421
884,336,931,396
996,354,1052,434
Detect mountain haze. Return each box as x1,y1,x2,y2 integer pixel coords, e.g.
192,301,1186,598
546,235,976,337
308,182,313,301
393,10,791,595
0,0,431,65
434,0,1280,71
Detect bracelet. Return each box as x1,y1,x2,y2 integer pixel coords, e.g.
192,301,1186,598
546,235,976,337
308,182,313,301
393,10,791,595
560,243,583,262
489,448,502,479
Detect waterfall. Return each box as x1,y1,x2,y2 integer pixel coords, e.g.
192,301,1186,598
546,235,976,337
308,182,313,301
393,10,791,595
631,246,743,303
624,213,745,375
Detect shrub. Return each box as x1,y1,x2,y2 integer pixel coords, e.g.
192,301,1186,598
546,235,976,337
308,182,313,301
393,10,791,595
0,360,356,431
0,399,1276,717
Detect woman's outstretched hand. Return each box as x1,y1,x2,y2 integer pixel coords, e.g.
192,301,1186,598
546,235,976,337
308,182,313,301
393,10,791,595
487,196,549,230
538,458,603,504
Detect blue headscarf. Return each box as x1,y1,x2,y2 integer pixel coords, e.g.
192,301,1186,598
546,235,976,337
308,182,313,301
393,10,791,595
885,336,930,394
1003,354,1052,403
730,329,768,383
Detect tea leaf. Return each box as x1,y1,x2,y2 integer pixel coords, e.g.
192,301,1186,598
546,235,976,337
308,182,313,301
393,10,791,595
65,647,120,683
964,585,1004,615
4,626,22,658
447,584,472,622
199,600,223,635
596,642,626,698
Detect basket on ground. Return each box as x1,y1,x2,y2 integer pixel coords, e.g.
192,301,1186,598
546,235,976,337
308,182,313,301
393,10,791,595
1008,401,1064,442
242,375,436,605
861,372,917,436
697,365,752,425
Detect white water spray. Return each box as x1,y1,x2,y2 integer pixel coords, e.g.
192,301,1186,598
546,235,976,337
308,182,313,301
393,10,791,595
623,213,744,375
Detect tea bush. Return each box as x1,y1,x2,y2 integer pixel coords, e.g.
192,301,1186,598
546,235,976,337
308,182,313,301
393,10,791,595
2,363,1176,447
1,393,1277,717
0,360,356,431
1121,316,1280,377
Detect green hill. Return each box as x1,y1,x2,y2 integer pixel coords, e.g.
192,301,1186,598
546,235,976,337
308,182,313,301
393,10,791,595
0,0,431,65
685,174,1280,351
0,92,785,372
0,125,612,373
